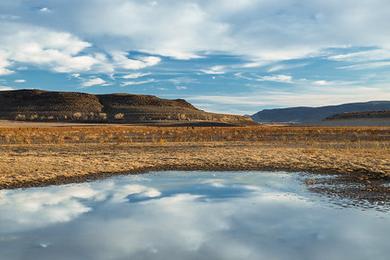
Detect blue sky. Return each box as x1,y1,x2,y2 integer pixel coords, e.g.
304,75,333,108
0,1,390,114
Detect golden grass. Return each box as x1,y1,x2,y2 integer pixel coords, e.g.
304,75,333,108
0,124,389,189
0,124,389,144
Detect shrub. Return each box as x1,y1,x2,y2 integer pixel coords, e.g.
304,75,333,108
73,112,82,120
15,114,26,121
30,114,39,120
114,113,125,120
98,113,108,121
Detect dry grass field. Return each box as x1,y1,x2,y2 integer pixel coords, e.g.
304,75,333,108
0,121,389,189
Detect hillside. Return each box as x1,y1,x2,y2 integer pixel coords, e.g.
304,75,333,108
252,101,390,124
0,89,254,125
326,110,390,120
323,110,390,126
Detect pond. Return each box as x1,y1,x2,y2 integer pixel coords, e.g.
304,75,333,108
0,171,389,260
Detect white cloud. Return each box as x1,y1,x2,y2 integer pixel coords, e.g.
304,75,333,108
2,0,390,71
81,77,108,87
0,67,13,75
39,7,51,13
140,56,161,67
122,72,151,79
312,80,331,86
0,22,108,74
176,85,188,90
267,65,288,73
2,1,390,63
14,79,25,83
0,22,162,75
0,86,13,91
43,0,390,61
200,65,226,75
0,50,13,75
239,61,268,69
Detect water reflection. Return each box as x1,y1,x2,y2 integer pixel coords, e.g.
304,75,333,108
1,171,390,260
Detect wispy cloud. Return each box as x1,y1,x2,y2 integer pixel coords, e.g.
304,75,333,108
122,72,151,79
267,63,308,73
328,49,390,62
338,61,390,70
168,77,198,85
239,61,268,69
329,48,390,70
121,79,155,86
256,75,293,84
112,52,161,70
14,79,26,83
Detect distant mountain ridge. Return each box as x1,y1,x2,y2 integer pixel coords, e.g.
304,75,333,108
252,101,390,124
0,89,254,125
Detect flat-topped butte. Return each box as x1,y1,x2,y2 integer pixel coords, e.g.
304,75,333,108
0,89,253,125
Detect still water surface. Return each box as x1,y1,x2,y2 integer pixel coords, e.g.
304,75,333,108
0,171,389,260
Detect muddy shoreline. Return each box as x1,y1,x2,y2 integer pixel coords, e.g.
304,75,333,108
2,164,383,190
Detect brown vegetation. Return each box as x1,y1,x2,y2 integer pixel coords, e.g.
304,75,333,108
0,124,388,144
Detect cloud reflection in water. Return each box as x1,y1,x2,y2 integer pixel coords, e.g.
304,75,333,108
0,171,389,260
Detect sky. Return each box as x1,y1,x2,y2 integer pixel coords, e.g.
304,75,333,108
0,0,390,115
